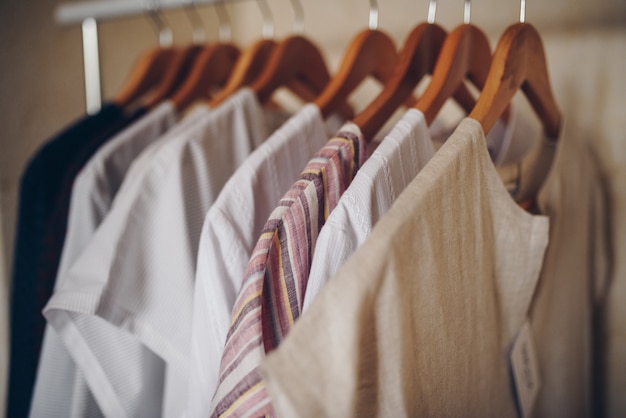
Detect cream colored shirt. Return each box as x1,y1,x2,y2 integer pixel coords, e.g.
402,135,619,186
261,118,551,417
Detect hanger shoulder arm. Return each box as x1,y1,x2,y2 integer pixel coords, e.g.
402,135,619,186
114,48,177,108
251,35,331,104
144,45,204,109
352,23,447,140
415,24,490,125
470,23,561,137
314,29,398,119
170,44,240,111
209,39,276,108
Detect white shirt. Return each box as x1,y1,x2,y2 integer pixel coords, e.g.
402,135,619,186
43,89,288,418
30,101,187,418
186,104,341,417
260,118,551,417
304,109,436,312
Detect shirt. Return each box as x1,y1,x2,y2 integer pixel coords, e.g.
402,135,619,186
210,124,368,418
30,101,180,418
8,103,140,418
260,118,551,417
304,109,436,312
187,104,342,417
43,89,289,418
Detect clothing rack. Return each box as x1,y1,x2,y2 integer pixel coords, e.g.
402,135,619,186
54,0,258,115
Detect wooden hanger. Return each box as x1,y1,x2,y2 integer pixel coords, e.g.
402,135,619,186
313,0,417,119
250,35,353,120
313,29,400,119
142,44,204,109
208,39,277,108
469,22,561,138
114,6,181,109
114,47,179,108
352,23,476,141
169,43,241,111
414,23,494,125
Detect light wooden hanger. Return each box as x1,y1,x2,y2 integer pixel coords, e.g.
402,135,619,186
250,0,353,119
469,1,561,137
169,44,240,111
142,1,209,109
313,0,405,119
414,0,494,125
169,2,241,111
114,5,179,108
209,0,277,108
352,0,476,141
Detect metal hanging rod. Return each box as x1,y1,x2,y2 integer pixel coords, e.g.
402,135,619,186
55,0,258,26
56,0,264,114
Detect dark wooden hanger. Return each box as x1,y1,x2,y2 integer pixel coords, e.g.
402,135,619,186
208,39,277,108
169,43,241,111
469,23,561,138
352,23,476,141
114,47,179,108
414,23,495,125
250,35,353,120
313,29,399,119
143,44,204,109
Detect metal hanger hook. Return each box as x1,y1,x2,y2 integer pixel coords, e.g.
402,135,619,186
214,2,232,42
290,0,305,34
427,0,437,24
368,0,379,30
182,0,206,43
145,0,173,47
463,0,471,24
256,0,274,39
520,0,526,23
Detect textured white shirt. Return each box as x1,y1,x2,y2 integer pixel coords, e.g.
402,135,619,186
30,101,188,418
261,118,551,417
43,89,288,418
186,104,342,417
304,109,436,312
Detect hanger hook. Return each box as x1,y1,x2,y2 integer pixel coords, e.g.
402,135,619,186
289,0,305,34
427,0,437,24
256,0,274,39
520,0,526,23
368,0,379,30
463,0,471,24
145,0,173,46
182,0,206,43
214,2,232,42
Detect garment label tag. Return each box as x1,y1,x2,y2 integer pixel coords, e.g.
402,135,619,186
511,321,541,418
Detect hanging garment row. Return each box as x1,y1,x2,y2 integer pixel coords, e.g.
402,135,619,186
7,0,616,416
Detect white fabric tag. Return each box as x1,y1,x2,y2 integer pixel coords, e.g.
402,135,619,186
511,321,541,418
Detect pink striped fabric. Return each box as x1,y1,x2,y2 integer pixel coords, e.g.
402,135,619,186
209,125,367,417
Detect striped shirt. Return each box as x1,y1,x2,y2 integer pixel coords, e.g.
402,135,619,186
210,123,368,417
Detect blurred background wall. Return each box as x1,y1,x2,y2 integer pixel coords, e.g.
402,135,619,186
1,0,625,415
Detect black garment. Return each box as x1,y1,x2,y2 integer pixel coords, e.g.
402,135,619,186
7,103,145,418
